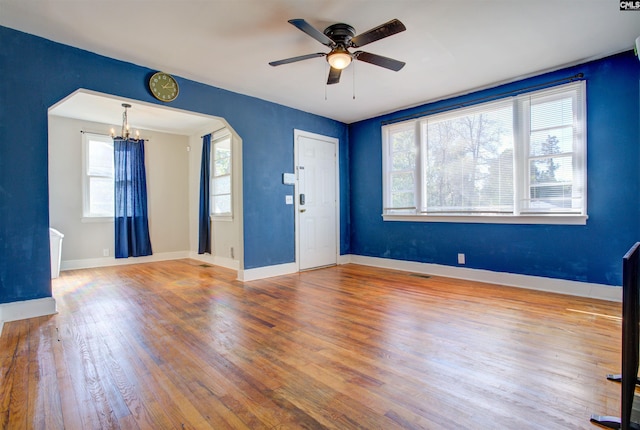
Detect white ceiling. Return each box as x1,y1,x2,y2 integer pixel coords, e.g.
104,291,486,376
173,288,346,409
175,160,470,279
2,1,639,124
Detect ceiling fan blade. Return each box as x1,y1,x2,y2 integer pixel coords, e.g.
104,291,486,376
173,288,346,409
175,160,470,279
288,19,335,47
354,51,405,71
327,67,342,85
269,53,326,67
350,19,406,48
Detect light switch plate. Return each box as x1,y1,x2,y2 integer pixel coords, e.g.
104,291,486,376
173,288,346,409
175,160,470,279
283,173,295,185
285,195,293,205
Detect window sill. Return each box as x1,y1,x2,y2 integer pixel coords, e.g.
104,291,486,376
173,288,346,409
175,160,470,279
382,213,588,225
82,216,114,223
211,215,233,222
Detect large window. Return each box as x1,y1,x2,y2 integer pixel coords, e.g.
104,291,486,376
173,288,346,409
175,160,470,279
382,81,586,224
210,129,232,218
82,133,114,218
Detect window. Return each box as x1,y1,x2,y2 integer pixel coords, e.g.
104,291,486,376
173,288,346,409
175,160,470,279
82,133,114,218
211,129,232,218
382,81,586,224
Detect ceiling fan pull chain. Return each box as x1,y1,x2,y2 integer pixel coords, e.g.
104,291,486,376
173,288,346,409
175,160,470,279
324,63,328,101
352,61,356,100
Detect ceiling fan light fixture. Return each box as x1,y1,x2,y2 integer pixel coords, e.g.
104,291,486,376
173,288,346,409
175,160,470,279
270,18,406,84
327,48,352,70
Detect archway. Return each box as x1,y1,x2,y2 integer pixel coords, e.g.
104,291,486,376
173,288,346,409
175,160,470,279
47,89,243,273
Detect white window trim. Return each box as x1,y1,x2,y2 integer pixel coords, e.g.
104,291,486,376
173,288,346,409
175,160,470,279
81,132,114,222
81,216,114,224
381,81,587,225
382,213,588,225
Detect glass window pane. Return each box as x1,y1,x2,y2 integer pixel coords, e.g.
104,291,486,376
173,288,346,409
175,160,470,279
530,156,573,185
390,128,416,171
88,139,113,176
213,175,231,195
525,87,581,214
210,135,232,217
391,191,414,208
423,104,513,212
391,172,414,192
213,195,231,214
392,151,415,171
530,127,573,156
214,156,231,176
89,177,114,216
214,146,230,159
529,185,574,210
531,97,573,130
391,129,414,153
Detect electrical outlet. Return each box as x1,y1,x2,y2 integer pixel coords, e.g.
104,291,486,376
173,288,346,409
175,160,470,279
103,248,109,257
458,253,465,265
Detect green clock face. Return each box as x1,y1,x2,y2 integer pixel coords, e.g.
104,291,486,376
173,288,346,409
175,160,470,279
149,72,179,102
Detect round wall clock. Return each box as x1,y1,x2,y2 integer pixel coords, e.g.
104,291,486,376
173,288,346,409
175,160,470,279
149,72,179,102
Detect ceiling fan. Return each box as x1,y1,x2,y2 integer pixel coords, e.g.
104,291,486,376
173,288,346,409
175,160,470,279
269,18,406,85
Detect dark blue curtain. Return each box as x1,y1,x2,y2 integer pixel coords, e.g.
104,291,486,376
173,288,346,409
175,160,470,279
114,138,153,258
198,134,212,254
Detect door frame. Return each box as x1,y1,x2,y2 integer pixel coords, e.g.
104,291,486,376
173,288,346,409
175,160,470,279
294,129,340,271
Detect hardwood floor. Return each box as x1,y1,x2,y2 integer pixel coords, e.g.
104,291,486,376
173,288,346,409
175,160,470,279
0,260,625,429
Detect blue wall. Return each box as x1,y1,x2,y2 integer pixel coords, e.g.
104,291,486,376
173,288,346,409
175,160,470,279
0,26,350,304
349,51,640,286
2,25,637,307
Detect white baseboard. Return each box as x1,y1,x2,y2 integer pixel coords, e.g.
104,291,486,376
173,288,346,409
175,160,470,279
239,262,298,282
337,254,351,265
62,251,242,273
347,254,622,302
189,252,240,271
60,251,619,301
238,254,351,282
0,297,57,336
61,251,191,271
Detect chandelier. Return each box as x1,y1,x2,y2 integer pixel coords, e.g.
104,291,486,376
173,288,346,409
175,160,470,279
110,103,141,140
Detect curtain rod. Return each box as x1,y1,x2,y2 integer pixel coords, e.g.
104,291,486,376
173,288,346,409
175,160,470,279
381,72,584,126
80,130,110,137
80,130,151,141
201,126,228,139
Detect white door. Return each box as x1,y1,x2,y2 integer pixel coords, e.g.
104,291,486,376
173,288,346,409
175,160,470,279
295,131,338,270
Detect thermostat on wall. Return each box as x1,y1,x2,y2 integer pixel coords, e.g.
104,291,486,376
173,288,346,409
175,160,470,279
283,173,296,185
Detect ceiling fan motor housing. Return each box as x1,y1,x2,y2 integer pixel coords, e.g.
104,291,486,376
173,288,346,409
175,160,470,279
323,23,356,46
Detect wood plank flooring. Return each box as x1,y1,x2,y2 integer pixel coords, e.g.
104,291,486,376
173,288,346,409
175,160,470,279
0,260,625,429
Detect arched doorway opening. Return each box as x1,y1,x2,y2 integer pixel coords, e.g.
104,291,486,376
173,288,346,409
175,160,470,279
47,89,243,273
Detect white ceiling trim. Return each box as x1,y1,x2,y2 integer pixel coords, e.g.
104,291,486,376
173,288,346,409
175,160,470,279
48,89,224,136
